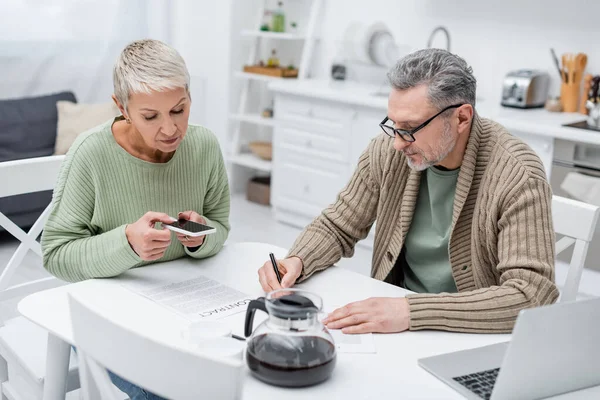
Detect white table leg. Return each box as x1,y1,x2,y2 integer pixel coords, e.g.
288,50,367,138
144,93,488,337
43,334,70,400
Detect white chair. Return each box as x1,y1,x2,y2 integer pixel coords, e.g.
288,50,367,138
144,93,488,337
0,155,81,399
552,195,600,302
68,294,244,400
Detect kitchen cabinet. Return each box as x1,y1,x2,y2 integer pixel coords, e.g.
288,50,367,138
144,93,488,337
271,93,381,247
269,79,599,250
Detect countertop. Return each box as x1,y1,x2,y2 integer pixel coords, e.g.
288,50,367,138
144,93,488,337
269,79,600,146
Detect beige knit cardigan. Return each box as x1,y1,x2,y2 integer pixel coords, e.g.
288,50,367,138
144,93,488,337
288,115,558,333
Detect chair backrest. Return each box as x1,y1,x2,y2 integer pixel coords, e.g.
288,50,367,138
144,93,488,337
68,294,245,400
0,155,65,303
552,195,600,302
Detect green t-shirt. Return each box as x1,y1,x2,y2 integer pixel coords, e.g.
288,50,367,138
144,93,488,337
404,166,459,294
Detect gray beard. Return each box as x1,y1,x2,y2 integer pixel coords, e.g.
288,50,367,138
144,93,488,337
406,123,456,171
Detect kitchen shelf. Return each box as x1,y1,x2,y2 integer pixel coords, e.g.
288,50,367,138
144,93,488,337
240,30,306,40
229,113,275,127
228,0,322,192
234,71,286,82
229,153,272,172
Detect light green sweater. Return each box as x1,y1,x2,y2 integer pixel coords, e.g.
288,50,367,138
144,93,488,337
41,119,230,282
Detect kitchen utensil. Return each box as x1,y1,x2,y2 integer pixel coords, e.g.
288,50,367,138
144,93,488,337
575,53,587,83
591,76,600,103
244,289,336,387
550,48,565,82
560,52,584,112
581,74,593,114
369,28,398,67
341,21,410,68
587,101,600,127
566,54,575,85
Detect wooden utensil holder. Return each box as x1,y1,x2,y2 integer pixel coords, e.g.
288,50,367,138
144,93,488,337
561,82,580,113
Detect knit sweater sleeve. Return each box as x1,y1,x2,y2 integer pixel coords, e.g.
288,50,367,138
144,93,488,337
41,144,141,282
287,137,383,281
407,176,559,333
184,135,230,259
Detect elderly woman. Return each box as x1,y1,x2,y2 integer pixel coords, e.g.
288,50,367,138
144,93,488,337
42,39,229,399
42,38,229,280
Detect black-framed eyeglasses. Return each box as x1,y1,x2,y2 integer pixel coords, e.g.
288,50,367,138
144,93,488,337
379,103,464,142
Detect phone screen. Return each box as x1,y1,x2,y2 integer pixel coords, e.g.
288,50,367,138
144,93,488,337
167,219,214,233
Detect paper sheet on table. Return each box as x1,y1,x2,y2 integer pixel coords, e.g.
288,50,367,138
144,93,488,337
329,329,376,353
322,305,377,353
121,275,252,321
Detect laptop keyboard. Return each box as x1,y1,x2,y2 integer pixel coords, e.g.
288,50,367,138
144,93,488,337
452,368,500,400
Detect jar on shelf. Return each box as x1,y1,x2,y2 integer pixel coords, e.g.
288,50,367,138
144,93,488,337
272,2,285,33
267,49,280,68
261,10,271,31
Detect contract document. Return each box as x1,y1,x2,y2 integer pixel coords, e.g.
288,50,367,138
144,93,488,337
330,329,377,354
121,274,252,321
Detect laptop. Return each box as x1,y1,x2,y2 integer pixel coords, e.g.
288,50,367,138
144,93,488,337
419,297,600,400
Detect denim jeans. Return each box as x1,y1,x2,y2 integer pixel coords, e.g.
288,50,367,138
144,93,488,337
108,371,166,400
73,346,165,399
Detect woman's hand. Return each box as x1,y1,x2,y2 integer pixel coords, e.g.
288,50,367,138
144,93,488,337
258,256,303,292
175,211,207,249
125,212,175,261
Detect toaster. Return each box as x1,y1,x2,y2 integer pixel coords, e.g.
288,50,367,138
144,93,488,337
501,69,550,108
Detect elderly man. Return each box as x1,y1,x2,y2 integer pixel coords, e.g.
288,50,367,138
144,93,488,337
258,48,558,334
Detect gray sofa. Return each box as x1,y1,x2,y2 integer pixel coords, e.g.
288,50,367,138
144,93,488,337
0,91,76,230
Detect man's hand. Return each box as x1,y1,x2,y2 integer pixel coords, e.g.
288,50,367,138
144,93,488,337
258,256,303,292
323,297,410,334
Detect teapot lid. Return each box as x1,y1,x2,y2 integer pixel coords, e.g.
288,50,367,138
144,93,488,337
268,293,319,320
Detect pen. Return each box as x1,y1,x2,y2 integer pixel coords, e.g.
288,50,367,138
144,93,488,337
231,334,246,342
269,252,282,284
550,48,565,83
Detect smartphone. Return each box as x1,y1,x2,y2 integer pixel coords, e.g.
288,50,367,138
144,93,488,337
164,219,216,237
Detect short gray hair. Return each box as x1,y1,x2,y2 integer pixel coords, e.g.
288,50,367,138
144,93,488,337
113,39,190,109
387,49,476,110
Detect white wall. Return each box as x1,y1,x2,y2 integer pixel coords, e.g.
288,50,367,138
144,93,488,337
312,0,600,105
171,0,233,149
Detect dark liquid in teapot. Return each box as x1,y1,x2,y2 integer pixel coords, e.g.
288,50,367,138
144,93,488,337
246,334,336,387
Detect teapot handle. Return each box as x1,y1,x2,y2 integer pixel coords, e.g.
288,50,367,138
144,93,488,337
244,297,268,337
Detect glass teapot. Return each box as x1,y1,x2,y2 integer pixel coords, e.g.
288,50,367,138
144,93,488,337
244,288,337,387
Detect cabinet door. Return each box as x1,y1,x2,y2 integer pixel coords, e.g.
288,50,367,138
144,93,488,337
511,130,554,179
276,95,355,136
351,108,386,167
273,147,350,217
278,125,350,164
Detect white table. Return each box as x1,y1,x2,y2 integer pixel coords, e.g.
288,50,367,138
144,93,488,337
19,242,600,399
